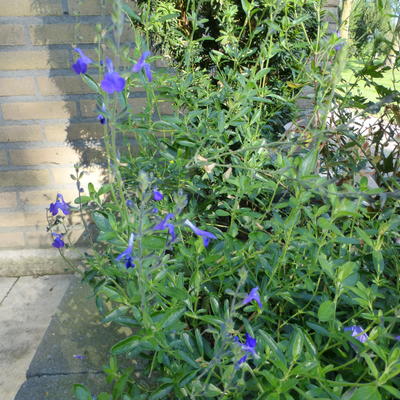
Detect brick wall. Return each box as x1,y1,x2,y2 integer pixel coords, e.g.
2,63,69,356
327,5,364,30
0,0,339,275
0,0,142,258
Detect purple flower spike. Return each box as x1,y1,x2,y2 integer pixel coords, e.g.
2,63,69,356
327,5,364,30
334,31,344,51
116,233,135,269
153,213,174,231
101,58,125,94
235,333,257,367
153,213,176,242
132,51,153,82
184,219,217,247
153,189,163,201
51,233,65,248
344,325,368,344
243,287,262,309
394,335,400,341
49,193,70,216
97,103,107,125
72,48,93,74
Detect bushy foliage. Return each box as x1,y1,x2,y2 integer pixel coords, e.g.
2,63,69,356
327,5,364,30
47,0,400,399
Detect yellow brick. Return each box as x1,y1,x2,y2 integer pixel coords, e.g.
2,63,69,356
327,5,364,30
68,0,112,15
0,212,46,228
0,25,25,45
52,166,104,185
0,170,51,187
0,192,17,208
128,97,147,114
30,24,98,45
0,232,25,249
0,0,63,16
23,231,51,249
37,76,95,96
19,189,77,206
0,126,42,142
79,100,97,117
44,123,103,141
25,226,87,249
325,0,339,6
0,150,8,165
157,101,174,115
9,146,80,166
0,50,70,71
2,101,76,120
0,77,36,97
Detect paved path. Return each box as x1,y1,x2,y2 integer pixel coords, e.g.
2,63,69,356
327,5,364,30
0,275,73,400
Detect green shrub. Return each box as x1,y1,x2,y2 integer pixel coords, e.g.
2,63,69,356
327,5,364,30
45,1,400,399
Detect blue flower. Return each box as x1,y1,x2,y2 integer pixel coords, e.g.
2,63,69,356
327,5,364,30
97,103,106,125
51,233,65,248
132,51,152,82
49,193,70,216
394,335,400,341
243,287,262,309
344,325,368,344
334,31,344,51
72,48,93,74
153,189,163,201
116,233,135,269
73,354,85,360
126,199,134,207
152,207,159,213
184,219,216,247
101,58,125,94
153,213,176,242
234,333,257,366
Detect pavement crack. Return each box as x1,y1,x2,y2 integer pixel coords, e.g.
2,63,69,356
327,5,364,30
0,277,19,305
28,370,104,378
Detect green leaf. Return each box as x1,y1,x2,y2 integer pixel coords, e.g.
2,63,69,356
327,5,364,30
289,329,303,361
203,383,223,397
121,3,141,22
101,306,129,324
317,217,342,235
158,13,180,22
149,385,174,400
241,0,252,16
337,262,357,283
81,74,100,93
259,330,287,372
97,393,111,400
382,385,400,398
355,227,374,248
92,212,112,232
298,148,318,177
361,353,379,379
372,250,384,275
318,300,335,322
349,386,381,400
74,196,90,204
306,322,330,337
74,384,92,400
160,308,185,329
111,335,141,355
98,184,112,196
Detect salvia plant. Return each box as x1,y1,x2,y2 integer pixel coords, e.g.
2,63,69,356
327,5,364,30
46,0,400,399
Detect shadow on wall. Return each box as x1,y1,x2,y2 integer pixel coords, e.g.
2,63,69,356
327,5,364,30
26,0,141,248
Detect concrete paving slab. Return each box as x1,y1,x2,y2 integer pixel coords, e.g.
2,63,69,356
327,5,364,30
0,275,73,400
0,277,17,303
14,373,110,400
15,276,140,400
